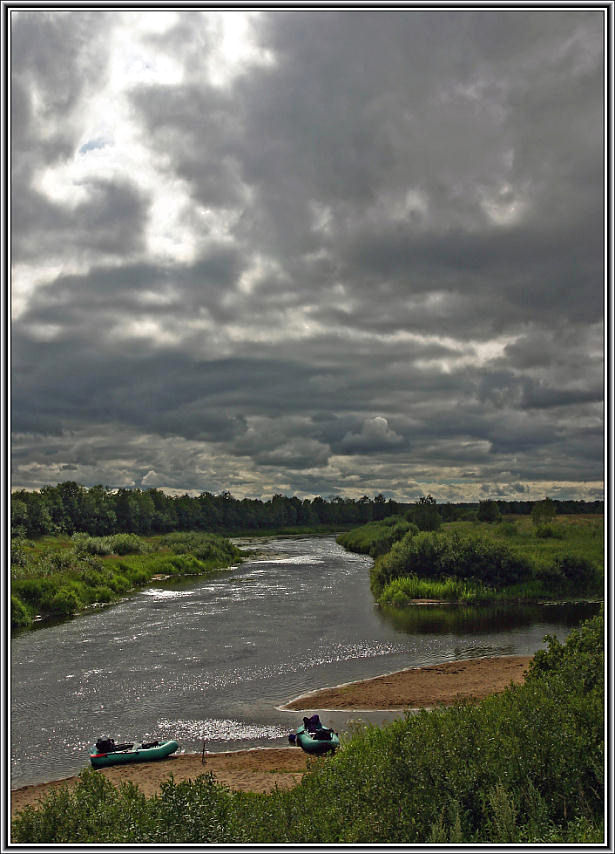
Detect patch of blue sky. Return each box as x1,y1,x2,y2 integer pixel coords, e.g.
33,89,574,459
79,136,110,155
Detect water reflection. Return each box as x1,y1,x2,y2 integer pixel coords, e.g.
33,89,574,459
377,601,601,635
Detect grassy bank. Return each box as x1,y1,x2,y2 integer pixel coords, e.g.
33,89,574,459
11,531,243,632
339,515,603,605
12,610,604,844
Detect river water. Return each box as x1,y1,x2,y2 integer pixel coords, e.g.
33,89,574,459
11,535,599,789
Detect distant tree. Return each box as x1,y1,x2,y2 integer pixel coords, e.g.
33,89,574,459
532,497,557,527
23,492,54,537
478,499,502,523
412,496,441,531
373,493,388,520
11,498,28,537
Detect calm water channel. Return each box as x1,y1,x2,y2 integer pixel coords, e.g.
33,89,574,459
11,535,599,789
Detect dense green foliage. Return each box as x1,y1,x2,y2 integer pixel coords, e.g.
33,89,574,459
338,515,603,604
11,481,603,539
11,482,407,538
477,499,502,523
337,516,417,557
407,495,442,531
372,529,533,597
12,612,604,844
11,532,242,631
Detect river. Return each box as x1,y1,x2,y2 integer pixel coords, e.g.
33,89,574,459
11,535,599,789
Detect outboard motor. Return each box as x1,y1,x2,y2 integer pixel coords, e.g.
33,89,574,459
96,737,116,754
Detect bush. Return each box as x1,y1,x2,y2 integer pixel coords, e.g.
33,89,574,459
72,533,147,556
92,586,114,603
477,500,502,523
535,524,566,539
11,596,31,629
13,577,56,608
47,587,82,617
532,498,557,527
338,518,416,558
160,532,242,564
370,531,451,595
412,505,442,531
370,531,532,595
495,521,518,537
552,555,597,593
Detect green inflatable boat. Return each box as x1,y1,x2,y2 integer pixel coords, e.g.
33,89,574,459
90,738,179,768
291,715,340,755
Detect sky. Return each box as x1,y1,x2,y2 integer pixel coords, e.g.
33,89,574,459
10,8,605,503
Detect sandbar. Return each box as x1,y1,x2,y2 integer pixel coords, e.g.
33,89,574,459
282,655,532,711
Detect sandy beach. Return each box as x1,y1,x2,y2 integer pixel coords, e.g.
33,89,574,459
282,655,532,711
11,655,531,817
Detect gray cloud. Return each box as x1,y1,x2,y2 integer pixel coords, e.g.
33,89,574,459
10,9,604,502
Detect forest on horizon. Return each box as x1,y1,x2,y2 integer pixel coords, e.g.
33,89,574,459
11,481,604,539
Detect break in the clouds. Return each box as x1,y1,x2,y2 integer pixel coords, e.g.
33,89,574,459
10,9,604,502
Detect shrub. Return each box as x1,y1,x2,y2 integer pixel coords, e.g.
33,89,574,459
11,541,29,570
13,577,57,607
370,531,451,595
477,500,502,523
338,518,416,558
92,586,114,603
370,531,532,595
47,587,82,617
110,534,148,555
495,521,518,537
532,498,557,527
535,524,565,539
552,555,597,593
11,596,31,629
72,533,147,556
413,505,442,531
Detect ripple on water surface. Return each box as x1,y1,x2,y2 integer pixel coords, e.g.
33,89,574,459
157,718,290,744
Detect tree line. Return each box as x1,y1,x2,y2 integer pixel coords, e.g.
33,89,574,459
10,481,604,539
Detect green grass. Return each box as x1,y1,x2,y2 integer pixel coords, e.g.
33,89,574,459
337,516,417,557
11,532,243,631
379,575,492,605
444,516,604,574
12,611,604,844
339,515,604,604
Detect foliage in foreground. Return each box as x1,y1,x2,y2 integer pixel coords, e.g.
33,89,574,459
12,612,604,844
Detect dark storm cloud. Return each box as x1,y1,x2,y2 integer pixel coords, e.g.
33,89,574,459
11,9,604,500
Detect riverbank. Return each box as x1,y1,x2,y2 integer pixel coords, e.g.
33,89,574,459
11,654,531,817
11,748,310,816
282,654,532,710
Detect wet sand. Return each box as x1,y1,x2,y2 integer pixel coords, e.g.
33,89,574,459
282,655,532,711
11,654,531,817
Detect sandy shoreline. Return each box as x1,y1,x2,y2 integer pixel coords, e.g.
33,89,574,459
11,655,532,817
282,654,532,711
